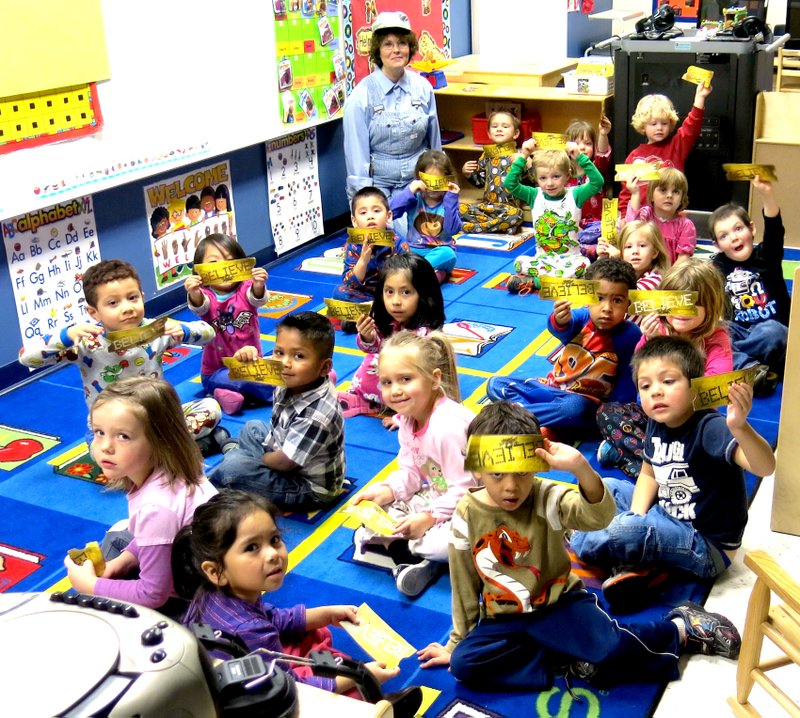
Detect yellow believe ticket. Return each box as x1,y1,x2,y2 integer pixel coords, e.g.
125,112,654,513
614,163,661,182
628,290,698,316
342,500,398,536
483,141,517,158
722,164,778,182
346,227,397,247
539,276,600,306
340,604,416,668
682,65,714,88
194,258,256,285
324,298,372,321
419,171,454,190
68,541,105,575
532,132,567,150
691,367,758,410
464,434,549,473
601,198,618,242
106,317,167,353
223,357,286,386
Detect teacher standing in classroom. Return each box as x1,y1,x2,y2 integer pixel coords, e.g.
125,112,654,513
343,10,442,215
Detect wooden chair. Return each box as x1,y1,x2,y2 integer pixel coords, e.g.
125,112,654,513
776,47,800,92
728,550,800,717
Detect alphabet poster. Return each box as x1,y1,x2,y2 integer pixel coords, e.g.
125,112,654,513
2,196,102,353
142,160,237,291
266,128,324,255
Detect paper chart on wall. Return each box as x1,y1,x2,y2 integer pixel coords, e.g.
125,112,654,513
2,196,102,354
266,128,324,255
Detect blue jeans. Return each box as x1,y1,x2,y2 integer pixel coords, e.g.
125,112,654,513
410,245,457,273
486,376,598,431
570,477,726,579
728,320,788,373
201,369,274,404
208,420,332,511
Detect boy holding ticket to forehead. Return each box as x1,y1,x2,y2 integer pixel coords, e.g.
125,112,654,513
487,257,641,439
418,400,743,689
572,336,775,614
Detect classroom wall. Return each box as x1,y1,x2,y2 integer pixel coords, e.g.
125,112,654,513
0,0,469,389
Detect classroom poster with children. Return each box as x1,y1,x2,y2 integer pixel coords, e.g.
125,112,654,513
273,0,347,126
266,128,324,255
2,195,102,354
142,161,237,291
342,0,450,92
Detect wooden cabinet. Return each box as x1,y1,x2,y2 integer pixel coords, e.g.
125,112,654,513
434,78,613,197
750,92,800,248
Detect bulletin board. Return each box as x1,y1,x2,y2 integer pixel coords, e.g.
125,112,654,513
0,0,343,223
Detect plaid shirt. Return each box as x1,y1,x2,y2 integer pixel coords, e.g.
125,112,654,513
264,381,345,499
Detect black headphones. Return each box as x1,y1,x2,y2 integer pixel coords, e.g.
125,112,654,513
732,15,769,40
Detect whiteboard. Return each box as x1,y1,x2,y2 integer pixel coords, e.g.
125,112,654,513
0,0,339,221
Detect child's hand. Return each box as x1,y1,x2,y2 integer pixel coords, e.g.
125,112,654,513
251,266,268,290
640,312,666,339
393,512,435,541
625,175,640,194
64,554,98,594
553,299,572,326
321,604,359,627
410,179,427,194
382,413,399,432
694,80,713,106
364,661,401,685
447,181,460,194
565,141,580,160
357,240,375,267
726,380,753,431
597,238,620,258
520,138,537,157
353,484,394,506
67,323,103,344
599,114,612,136
418,642,451,669
356,314,376,343
752,175,773,196
462,159,479,176
233,345,259,362
535,439,588,474
163,319,186,342
184,274,203,294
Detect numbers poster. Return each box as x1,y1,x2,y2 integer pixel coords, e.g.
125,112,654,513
2,196,102,353
142,160,237,291
273,0,346,126
266,129,323,255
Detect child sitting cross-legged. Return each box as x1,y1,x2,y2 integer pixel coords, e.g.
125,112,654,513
486,257,641,441
417,400,742,692
572,336,776,613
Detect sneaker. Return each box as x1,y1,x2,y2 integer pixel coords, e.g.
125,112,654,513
596,440,622,467
506,275,537,295
337,391,380,418
340,320,357,334
213,388,244,415
601,565,671,613
383,686,423,718
752,364,780,397
392,559,440,597
196,426,230,457
569,660,598,682
220,437,239,454
664,601,741,659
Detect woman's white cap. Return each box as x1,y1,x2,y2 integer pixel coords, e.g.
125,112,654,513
372,11,411,32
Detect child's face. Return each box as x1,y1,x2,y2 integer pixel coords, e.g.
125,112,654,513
90,399,154,488
474,471,535,512
87,277,145,332
644,117,671,143
575,132,595,159
199,242,236,292
651,184,682,219
420,166,447,206
488,113,519,145
588,279,630,331
273,327,330,393
351,196,392,230
636,357,694,428
379,347,440,426
382,270,419,326
534,165,568,196
712,214,756,263
623,229,656,277
667,304,706,337
214,510,288,603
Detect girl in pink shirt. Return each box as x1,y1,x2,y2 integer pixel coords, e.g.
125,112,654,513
185,234,271,415
620,220,672,325
352,331,477,597
64,377,217,609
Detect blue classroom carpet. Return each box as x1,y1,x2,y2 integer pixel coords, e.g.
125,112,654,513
0,229,784,716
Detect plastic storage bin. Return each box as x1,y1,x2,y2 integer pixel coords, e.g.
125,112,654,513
471,112,542,145
562,70,615,95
